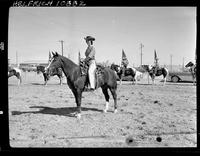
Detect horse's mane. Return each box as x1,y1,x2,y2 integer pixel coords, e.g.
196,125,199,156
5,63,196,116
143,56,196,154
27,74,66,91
59,54,78,68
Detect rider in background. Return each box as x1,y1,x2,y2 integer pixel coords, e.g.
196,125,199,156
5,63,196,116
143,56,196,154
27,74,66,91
153,61,159,75
121,49,129,77
84,36,96,90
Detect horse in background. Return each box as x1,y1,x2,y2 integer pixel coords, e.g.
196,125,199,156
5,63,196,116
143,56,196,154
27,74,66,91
185,61,196,85
141,65,169,85
36,65,63,86
47,52,118,119
8,67,22,85
110,63,136,85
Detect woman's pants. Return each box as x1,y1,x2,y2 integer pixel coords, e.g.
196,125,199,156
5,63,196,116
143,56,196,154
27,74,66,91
88,60,96,89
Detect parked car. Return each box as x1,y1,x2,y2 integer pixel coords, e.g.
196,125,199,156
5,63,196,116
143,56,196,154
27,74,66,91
168,71,195,82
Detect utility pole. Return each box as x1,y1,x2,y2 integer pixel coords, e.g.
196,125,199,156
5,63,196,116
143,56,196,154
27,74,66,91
170,54,173,72
58,40,64,56
140,43,144,66
16,51,18,67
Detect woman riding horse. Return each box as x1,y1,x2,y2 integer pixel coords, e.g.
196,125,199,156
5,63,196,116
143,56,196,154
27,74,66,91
83,36,96,91
141,65,168,85
47,51,118,119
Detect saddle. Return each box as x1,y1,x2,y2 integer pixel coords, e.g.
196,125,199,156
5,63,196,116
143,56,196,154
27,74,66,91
79,60,104,89
80,60,104,76
150,66,162,75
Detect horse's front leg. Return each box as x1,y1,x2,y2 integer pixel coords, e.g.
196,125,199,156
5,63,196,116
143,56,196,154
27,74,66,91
59,76,63,85
109,87,117,113
17,76,21,86
163,77,166,85
101,87,110,113
119,74,122,85
132,75,136,85
43,73,48,86
151,75,155,85
151,78,155,85
74,89,82,119
193,79,196,85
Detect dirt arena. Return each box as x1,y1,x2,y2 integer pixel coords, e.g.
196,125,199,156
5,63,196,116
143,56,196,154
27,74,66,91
8,71,197,147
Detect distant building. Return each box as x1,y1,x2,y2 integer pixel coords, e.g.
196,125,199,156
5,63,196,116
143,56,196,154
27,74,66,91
19,60,48,72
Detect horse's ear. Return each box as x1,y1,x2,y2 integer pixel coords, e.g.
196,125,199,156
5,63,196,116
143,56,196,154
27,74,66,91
55,52,59,56
52,51,55,56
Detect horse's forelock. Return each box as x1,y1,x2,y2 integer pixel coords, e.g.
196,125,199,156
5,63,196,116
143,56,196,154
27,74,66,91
48,55,62,70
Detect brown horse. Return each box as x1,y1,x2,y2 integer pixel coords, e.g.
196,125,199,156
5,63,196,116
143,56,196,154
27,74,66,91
46,52,118,119
36,65,63,86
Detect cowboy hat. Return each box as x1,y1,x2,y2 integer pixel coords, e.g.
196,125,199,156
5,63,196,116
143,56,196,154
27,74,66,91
84,36,95,41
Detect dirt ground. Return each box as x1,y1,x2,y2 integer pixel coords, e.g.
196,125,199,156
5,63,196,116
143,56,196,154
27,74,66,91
8,72,197,147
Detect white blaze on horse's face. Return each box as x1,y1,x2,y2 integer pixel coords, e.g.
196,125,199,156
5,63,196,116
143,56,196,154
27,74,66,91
13,67,21,75
117,66,121,72
46,57,54,71
149,65,153,70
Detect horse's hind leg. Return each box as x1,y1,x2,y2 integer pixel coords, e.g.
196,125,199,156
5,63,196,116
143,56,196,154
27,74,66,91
19,76,22,85
101,86,110,113
109,87,117,113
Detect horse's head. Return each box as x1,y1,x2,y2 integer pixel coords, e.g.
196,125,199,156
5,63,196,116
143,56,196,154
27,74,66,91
185,61,194,68
110,64,121,73
36,66,44,74
141,65,150,72
47,52,62,76
8,69,15,77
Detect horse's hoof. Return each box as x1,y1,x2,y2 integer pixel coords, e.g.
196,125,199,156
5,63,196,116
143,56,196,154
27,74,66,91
103,109,108,113
114,109,118,113
76,113,81,119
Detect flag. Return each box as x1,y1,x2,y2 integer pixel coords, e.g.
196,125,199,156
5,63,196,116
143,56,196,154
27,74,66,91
154,50,159,66
154,50,158,61
121,49,129,66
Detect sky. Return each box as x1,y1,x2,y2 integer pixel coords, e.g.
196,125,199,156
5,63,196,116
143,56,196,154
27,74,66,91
8,7,196,66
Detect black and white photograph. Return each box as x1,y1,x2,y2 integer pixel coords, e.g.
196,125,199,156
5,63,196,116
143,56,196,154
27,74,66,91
7,5,196,148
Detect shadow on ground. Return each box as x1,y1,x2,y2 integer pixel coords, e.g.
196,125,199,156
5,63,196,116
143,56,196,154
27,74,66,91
11,106,103,118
